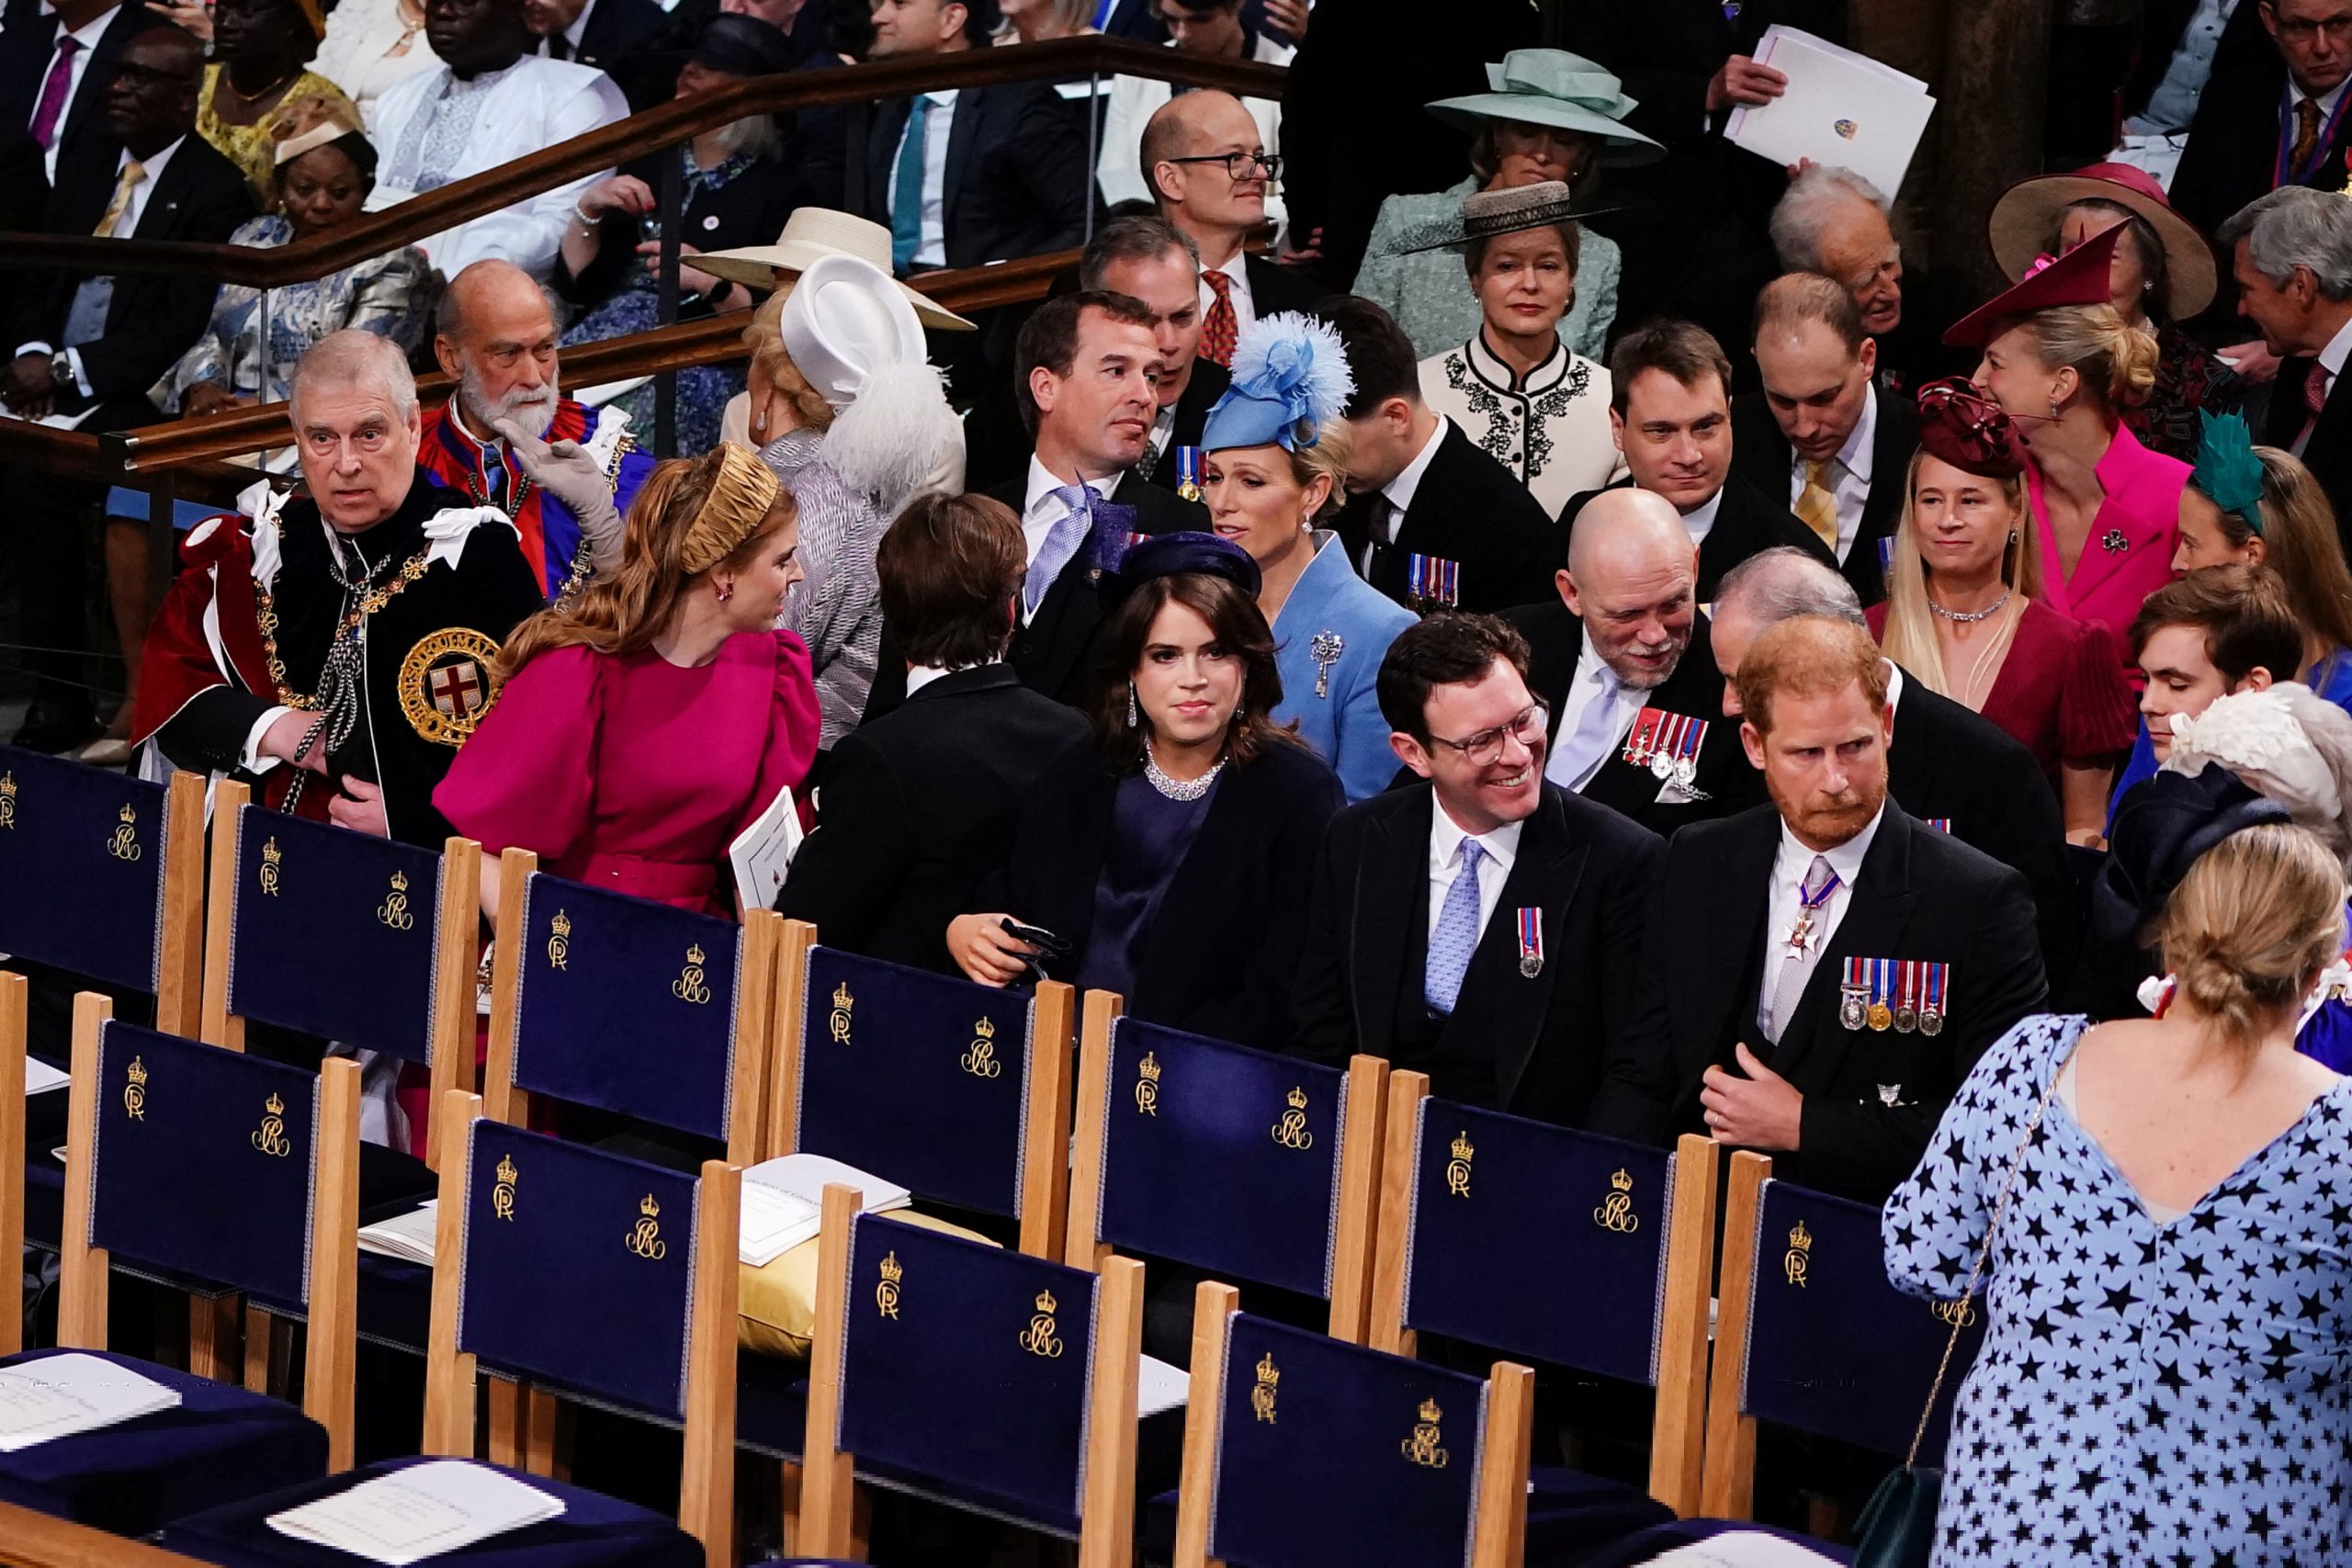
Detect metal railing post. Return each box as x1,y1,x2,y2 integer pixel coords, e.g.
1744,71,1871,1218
1083,71,1100,243
656,153,683,456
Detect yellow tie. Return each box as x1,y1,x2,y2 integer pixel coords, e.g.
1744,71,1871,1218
1794,457,1840,549
93,159,147,238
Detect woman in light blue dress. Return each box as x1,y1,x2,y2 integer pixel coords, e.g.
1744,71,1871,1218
1352,49,1661,362
1884,824,2352,1568
1202,311,1414,802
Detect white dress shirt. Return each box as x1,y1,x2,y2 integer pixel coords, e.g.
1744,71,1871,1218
889,89,958,271
1095,31,1293,230
1428,804,1521,952
32,5,117,179
905,660,997,696
17,138,185,395
1759,801,1885,1017
536,0,597,54
2291,312,2352,457
1785,382,1878,565
1358,414,1451,573
2281,73,2350,130
1018,457,1123,622
1544,632,1639,791
1200,250,1256,342
1678,485,1724,551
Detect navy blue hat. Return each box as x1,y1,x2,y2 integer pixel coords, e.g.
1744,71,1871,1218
1116,531,1261,597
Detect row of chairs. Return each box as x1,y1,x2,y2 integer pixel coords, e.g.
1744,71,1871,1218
0,746,1984,1564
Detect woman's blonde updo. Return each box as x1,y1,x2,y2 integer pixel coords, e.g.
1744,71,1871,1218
493,446,795,682
2159,822,2347,1063
741,290,837,435
1285,418,1353,524
2018,303,2162,411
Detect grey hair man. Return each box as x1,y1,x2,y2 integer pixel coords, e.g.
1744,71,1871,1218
2218,186,2352,517
1769,165,1903,339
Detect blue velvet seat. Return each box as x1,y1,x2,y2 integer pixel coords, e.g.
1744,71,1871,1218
0,1009,362,1533
1372,1080,1716,1543
1069,1010,1385,1337
1170,1290,1535,1568
788,1203,1148,1560
162,1102,743,1567
1699,1151,1987,1527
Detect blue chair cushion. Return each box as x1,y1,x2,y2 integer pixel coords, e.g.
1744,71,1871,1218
731,1351,809,1461
158,1455,703,1568
1567,1517,1854,1567
0,748,167,992
1523,1467,1675,1565
0,1349,327,1536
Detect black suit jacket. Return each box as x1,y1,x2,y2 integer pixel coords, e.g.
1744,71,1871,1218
1562,473,1837,604
845,83,1089,270
0,0,155,171
1506,598,1755,834
1242,252,1319,318
1729,386,1918,608
2170,51,2352,236
1002,737,1343,1049
1137,359,1229,495
1292,781,1668,1129
862,472,1207,721
560,0,673,109
1589,800,2047,1202
1335,417,1561,614
2261,355,2352,559
778,664,1091,973
1886,666,2081,985
10,133,254,410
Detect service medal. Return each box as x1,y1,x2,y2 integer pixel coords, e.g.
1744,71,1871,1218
1919,962,1948,1036
1868,1001,1893,1032
1516,907,1544,979
1866,957,1893,1031
1839,957,1868,1031
1894,960,1917,1033
1674,753,1699,790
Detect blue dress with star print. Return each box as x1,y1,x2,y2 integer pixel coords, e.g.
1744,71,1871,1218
1883,1013,2352,1567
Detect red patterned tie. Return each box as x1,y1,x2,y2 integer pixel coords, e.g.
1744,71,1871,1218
2300,360,2332,452
1200,266,1238,368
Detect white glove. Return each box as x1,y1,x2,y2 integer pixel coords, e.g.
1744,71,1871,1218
492,415,625,576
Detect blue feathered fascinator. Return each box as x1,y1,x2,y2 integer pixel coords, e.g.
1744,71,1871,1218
2190,409,2267,537
1201,311,1356,456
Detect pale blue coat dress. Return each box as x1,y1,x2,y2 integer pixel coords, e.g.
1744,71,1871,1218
1270,532,1416,803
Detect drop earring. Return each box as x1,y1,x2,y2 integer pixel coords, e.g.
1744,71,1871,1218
1126,682,1139,727
2048,396,2061,420
716,581,733,604
2007,529,2019,546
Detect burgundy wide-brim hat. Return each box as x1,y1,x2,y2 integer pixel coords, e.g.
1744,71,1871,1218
1942,223,2126,350
1986,161,2217,321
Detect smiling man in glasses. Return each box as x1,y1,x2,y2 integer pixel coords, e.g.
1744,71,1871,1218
1098,0,1293,218
1290,612,1669,1131
1142,89,1319,366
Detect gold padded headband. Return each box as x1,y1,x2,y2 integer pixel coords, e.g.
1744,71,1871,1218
679,445,784,575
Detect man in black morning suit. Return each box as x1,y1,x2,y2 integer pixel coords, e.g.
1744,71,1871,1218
1709,547,2081,987
782,493,1089,971
1322,296,1558,615
2220,186,2352,551
1292,614,1668,1129
863,292,1206,721
1507,489,1754,835
2169,0,2352,239
1564,321,1834,604
1586,616,2045,1203
0,0,157,176
1080,215,1234,497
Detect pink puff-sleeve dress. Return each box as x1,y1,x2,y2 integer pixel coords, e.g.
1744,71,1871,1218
435,628,822,916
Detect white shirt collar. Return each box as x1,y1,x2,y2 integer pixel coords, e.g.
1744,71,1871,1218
1382,413,1450,513
1677,484,1724,546
1883,658,1905,717
1023,455,1124,514
120,134,182,180
57,5,116,46
1774,799,1885,893
562,0,595,47
2286,74,2351,118
1429,800,1523,881
1838,381,1878,483
2319,311,2352,380
905,659,995,696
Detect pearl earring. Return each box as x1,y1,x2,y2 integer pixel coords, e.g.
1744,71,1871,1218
716,582,733,604
752,410,766,435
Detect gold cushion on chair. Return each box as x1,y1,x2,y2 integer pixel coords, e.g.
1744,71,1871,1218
738,1211,998,1359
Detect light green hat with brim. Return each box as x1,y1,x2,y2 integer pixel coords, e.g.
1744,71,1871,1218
1425,49,1666,168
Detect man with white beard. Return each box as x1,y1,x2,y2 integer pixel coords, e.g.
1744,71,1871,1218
1505,487,1757,833
418,259,653,601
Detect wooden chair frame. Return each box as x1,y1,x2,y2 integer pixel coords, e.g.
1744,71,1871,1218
1700,1149,1774,1519
1170,1280,1533,1568
48,991,364,1468
155,770,209,1039
796,1184,1143,1567
765,919,1077,1259
1063,991,1387,1344
423,1090,742,1568
1366,1072,1718,1516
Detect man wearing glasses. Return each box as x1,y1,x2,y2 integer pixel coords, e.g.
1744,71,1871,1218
1141,89,1319,367
1290,612,1669,1131
1096,0,1294,219
2173,0,2352,244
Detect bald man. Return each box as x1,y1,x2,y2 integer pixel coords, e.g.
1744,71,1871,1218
1504,489,1758,830
1143,90,1317,365
417,260,655,600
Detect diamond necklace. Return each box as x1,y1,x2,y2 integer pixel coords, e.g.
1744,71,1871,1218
1928,588,2012,624
1143,743,1226,802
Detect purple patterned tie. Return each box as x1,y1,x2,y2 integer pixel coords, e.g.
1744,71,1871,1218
28,35,82,152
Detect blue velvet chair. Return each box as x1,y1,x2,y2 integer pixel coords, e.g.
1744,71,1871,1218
1368,1072,1716,1540
0,993,358,1535
202,780,481,1146
159,1094,742,1568
772,922,1077,1258
1170,1282,1534,1568
1065,995,1387,1341
785,1192,1147,1563
484,849,775,1163
1699,1151,1987,1521
0,749,205,1032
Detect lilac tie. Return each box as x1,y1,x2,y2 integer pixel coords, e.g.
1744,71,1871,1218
28,35,82,152
1424,839,1487,1015
1025,483,1095,616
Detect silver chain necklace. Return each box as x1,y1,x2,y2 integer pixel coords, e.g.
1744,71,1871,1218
1143,743,1226,802
1928,588,2012,625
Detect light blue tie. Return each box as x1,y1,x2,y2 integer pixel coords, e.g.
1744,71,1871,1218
889,97,930,274
1544,666,1624,790
1025,483,1096,615
1424,839,1487,1016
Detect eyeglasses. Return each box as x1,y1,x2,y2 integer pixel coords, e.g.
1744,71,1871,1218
1425,701,1548,767
2271,12,2352,43
1165,151,1282,182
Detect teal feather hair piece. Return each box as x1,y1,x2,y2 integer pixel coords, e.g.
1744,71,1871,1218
2191,410,2267,537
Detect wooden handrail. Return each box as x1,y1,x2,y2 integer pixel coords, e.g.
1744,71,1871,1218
0,38,1284,286
0,1499,222,1567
